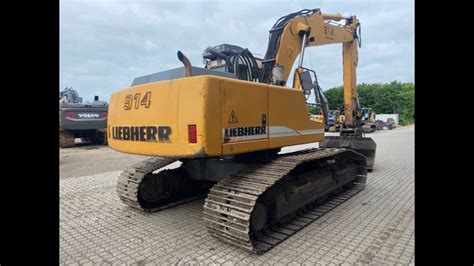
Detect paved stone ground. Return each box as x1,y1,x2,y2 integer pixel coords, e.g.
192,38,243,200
60,144,148,179
60,125,414,265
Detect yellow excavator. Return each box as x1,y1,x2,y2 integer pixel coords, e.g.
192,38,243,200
107,8,376,253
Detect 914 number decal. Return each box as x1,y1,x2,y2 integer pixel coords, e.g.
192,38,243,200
124,91,151,110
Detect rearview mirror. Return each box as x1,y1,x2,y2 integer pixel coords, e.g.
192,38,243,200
300,70,313,95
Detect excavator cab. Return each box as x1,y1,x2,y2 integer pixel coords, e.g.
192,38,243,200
360,107,377,133
299,67,331,129
361,107,372,120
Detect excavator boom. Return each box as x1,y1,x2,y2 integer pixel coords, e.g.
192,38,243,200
254,8,375,169
262,9,361,128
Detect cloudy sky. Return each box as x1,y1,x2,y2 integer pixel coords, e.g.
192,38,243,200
60,0,414,102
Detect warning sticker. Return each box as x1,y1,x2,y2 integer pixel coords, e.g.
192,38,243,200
228,110,238,123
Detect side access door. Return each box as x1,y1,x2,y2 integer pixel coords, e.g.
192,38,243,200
221,80,269,155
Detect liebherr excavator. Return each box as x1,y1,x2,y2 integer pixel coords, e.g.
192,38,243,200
107,8,376,253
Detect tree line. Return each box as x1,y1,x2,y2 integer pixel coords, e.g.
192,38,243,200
320,81,414,125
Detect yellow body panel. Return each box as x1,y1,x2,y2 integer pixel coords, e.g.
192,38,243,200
107,75,324,158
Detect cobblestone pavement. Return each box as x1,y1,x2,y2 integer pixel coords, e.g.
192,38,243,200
60,145,148,179
60,125,415,265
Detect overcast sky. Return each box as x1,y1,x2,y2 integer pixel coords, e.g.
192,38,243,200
60,0,414,102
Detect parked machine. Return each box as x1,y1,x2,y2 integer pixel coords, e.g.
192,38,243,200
325,110,343,132
107,8,376,253
308,103,325,124
360,107,377,133
59,87,108,147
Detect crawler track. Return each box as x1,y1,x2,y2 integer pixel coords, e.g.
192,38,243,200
116,157,208,212
203,148,366,253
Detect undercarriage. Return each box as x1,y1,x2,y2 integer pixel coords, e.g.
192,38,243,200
116,147,367,253
59,129,108,148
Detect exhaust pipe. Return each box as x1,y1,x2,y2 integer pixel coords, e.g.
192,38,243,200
177,51,192,77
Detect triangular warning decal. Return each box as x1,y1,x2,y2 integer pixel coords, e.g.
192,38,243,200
228,110,238,123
